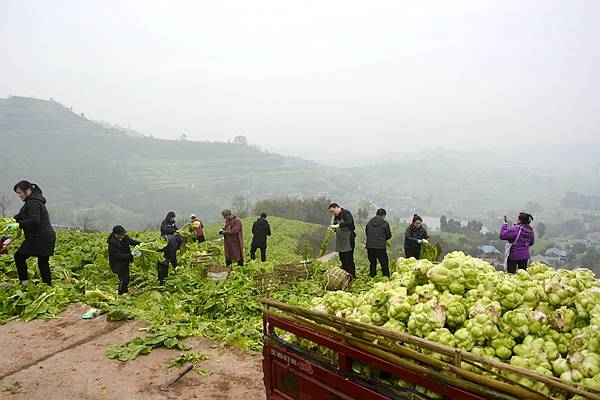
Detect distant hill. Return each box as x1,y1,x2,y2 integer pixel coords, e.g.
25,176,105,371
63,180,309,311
90,119,145,137
1,96,598,230
0,96,342,229
0,96,127,137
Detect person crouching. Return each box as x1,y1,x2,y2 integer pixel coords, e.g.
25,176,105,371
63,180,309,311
157,234,186,285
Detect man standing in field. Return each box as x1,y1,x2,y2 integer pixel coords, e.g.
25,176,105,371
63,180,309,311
250,212,271,262
328,203,356,277
220,209,244,267
365,208,392,277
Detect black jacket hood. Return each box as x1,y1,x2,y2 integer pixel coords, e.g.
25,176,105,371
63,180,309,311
368,216,385,227
165,211,176,221
26,190,47,205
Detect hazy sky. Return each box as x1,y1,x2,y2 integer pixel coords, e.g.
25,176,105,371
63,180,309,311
1,1,598,154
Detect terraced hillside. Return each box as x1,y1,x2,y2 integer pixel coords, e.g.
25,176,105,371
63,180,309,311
0,97,343,229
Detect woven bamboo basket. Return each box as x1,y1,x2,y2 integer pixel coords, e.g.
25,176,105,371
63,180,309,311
323,266,352,291
191,255,213,266
275,261,313,283
206,263,231,281
254,272,279,293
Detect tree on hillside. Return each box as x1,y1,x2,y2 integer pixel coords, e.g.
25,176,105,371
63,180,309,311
536,222,546,239
74,212,99,233
440,215,462,233
465,220,483,234
233,135,248,145
356,200,374,224
0,192,14,217
571,243,588,255
232,195,250,218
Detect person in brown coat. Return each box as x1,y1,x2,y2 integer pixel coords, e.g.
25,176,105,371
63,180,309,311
219,209,244,267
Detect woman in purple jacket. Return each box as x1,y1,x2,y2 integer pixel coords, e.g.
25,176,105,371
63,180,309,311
499,212,535,273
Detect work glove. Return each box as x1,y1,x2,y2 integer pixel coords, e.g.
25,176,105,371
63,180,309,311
422,239,429,244
6,223,19,231
417,239,423,244
132,249,142,258
328,224,340,231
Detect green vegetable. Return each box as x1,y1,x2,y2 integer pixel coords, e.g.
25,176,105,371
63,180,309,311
168,352,208,368
107,333,190,362
419,242,441,262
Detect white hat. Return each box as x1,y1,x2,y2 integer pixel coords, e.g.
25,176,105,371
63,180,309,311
190,214,197,219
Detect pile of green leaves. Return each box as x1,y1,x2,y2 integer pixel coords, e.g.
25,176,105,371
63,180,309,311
167,352,212,376
168,352,208,368
0,283,77,323
0,217,343,361
107,329,190,361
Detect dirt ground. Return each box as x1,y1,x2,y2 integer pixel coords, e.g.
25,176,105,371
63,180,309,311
0,304,265,400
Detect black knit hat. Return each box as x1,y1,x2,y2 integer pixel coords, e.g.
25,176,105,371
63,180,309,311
112,225,127,235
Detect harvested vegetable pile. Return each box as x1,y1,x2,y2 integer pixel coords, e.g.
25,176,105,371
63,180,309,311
310,252,600,399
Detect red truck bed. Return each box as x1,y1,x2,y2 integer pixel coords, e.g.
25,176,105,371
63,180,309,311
263,308,493,400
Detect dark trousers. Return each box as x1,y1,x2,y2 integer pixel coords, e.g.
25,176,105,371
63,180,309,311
339,250,355,277
157,258,177,284
114,265,130,295
15,252,52,285
226,259,244,267
195,235,206,243
250,245,266,262
367,248,389,277
507,259,528,274
405,248,420,260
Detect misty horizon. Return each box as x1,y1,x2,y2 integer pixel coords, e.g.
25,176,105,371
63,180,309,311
2,0,598,155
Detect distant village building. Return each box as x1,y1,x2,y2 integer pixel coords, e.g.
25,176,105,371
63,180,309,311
478,245,502,266
586,232,600,245
531,255,553,265
568,238,589,246
541,247,569,268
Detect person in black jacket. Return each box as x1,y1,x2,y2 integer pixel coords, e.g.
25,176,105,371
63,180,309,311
251,213,271,262
329,203,356,277
157,234,186,285
365,209,392,277
107,225,140,295
160,211,178,236
404,214,429,259
12,181,56,285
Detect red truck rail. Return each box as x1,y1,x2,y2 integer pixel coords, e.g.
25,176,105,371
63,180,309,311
262,299,600,400
263,311,489,400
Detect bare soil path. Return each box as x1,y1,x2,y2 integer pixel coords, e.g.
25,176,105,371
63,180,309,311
0,304,265,400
